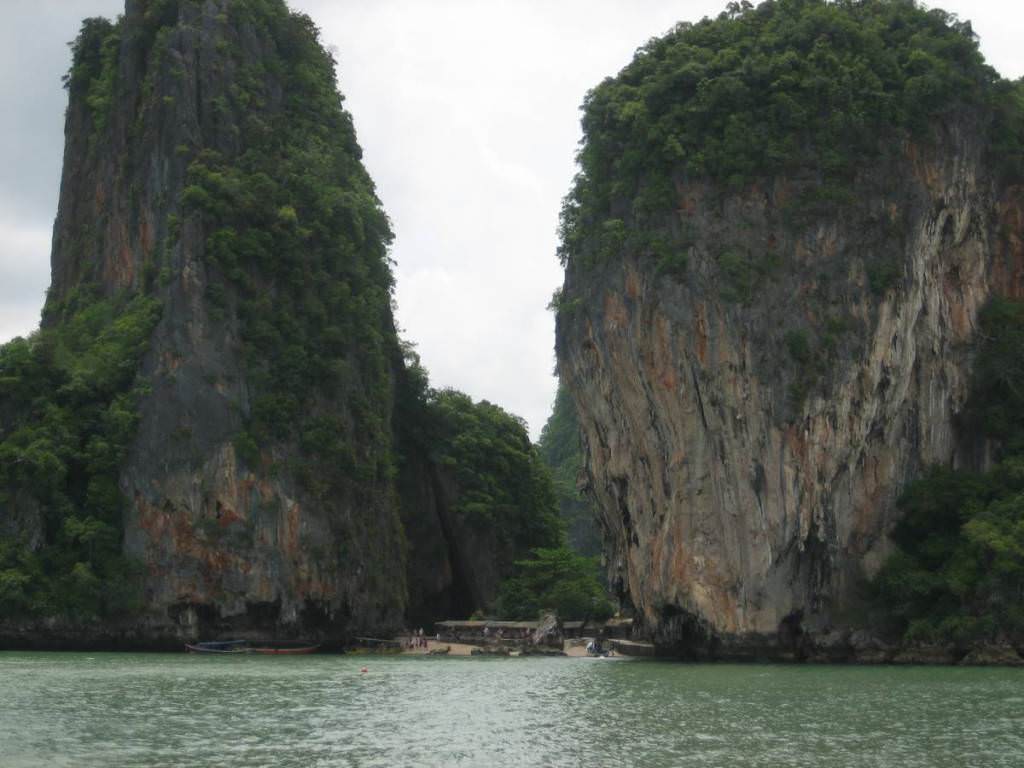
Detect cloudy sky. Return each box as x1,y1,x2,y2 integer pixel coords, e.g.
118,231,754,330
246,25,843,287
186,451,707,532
3,1,1023,438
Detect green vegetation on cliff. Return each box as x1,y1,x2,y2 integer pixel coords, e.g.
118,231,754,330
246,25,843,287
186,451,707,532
872,299,1024,646
2,0,399,622
427,389,561,550
464,385,614,622
175,3,398,493
0,292,161,618
537,385,601,557
398,354,564,561
396,348,611,618
558,0,1023,270
63,0,402,493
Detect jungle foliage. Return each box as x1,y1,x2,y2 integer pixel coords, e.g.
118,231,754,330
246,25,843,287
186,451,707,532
0,292,161,618
558,0,1024,271
396,351,596,610
871,299,1024,645
417,384,564,560
175,2,398,493
494,547,615,622
429,390,558,542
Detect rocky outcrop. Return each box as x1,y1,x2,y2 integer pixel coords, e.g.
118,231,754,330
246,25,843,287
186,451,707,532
42,0,409,642
557,120,1024,654
958,644,1024,666
0,0,553,648
0,0,493,647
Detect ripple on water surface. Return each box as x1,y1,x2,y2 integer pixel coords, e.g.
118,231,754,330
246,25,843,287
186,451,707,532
0,652,1022,767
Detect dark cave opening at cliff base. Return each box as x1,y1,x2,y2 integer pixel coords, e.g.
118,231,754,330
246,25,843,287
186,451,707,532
428,550,476,625
404,466,477,627
653,604,715,660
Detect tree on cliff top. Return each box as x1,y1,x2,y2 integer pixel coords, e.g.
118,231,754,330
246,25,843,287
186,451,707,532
558,0,1024,270
422,388,565,559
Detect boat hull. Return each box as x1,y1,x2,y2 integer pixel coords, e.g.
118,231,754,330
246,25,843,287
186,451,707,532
247,646,320,655
185,644,248,655
185,643,320,655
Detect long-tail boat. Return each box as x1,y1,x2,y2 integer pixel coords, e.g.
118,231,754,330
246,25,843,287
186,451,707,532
185,640,249,654
184,640,320,655
247,644,321,655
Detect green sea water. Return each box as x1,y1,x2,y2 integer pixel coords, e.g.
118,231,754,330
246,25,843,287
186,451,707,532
0,652,1021,767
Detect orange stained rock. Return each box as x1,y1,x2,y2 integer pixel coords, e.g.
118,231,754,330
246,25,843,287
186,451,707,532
624,267,641,300
283,502,302,555
693,303,708,365
603,291,629,331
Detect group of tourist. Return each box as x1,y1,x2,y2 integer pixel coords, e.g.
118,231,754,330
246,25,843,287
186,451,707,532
406,628,428,649
481,626,504,642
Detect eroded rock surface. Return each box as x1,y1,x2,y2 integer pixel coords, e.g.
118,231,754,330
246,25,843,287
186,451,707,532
557,124,1024,655
4,0,485,646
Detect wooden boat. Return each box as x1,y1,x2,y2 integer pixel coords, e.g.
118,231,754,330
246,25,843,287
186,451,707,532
247,644,320,655
185,640,248,654
185,640,319,655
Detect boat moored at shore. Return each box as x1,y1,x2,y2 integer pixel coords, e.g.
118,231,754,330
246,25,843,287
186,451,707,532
185,641,320,655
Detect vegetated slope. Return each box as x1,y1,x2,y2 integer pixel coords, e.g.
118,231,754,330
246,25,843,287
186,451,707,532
870,299,1024,652
554,0,1024,659
396,378,564,625
0,0,561,647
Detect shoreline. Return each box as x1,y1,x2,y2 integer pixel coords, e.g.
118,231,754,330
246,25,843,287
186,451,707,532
0,626,1021,666
0,643,1021,666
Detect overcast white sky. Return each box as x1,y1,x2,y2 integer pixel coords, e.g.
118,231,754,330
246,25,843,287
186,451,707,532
2,1,1023,438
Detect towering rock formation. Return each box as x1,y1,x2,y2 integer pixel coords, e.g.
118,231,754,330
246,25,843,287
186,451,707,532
555,0,1024,656
49,0,409,641
0,0,561,647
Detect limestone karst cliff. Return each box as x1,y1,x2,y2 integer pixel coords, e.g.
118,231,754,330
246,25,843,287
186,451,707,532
0,0,559,647
555,0,1024,657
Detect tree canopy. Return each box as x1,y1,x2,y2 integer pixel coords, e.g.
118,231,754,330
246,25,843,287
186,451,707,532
427,389,564,557
494,547,614,622
559,0,1024,270
0,292,161,618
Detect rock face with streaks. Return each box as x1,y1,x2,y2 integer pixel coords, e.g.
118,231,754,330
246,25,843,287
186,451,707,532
0,0,496,647
48,0,410,642
555,7,1024,655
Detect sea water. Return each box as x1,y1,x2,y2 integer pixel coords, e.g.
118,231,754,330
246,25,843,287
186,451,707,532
0,652,1021,767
